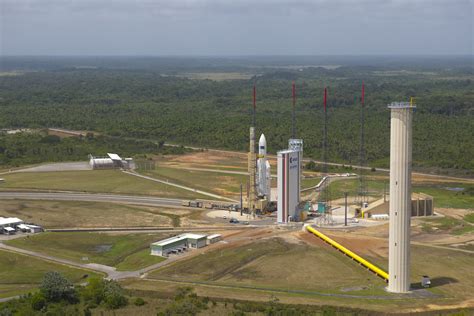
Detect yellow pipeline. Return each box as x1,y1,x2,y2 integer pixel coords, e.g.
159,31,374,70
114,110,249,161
306,225,389,281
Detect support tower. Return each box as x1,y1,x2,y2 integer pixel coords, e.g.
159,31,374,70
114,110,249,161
387,101,415,293
247,85,258,217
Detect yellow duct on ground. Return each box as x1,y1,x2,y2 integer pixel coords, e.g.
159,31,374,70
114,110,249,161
305,225,389,281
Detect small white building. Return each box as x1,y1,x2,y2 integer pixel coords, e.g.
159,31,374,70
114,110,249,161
18,223,43,233
89,153,134,170
0,217,23,229
3,227,15,235
150,233,207,257
206,234,222,245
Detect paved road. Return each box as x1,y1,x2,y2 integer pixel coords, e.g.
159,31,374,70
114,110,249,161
12,161,92,173
0,192,185,208
176,166,277,179
123,170,238,202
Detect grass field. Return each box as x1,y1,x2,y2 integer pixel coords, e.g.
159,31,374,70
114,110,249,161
115,248,166,271
329,178,386,200
6,232,170,270
0,170,206,199
367,244,474,301
145,235,474,311
411,184,474,209
149,238,386,295
142,167,248,198
0,200,188,228
419,216,474,235
301,176,322,189
329,177,474,209
0,249,101,298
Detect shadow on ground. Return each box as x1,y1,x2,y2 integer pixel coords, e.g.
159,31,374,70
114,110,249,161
411,276,458,290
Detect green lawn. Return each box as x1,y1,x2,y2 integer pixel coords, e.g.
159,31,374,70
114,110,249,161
142,167,248,198
6,232,170,270
115,248,166,271
329,178,386,200
301,176,322,189
0,250,101,298
0,170,206,199
411,184,474,209
420,216,474,235
0,200,182,228
329,178,474,210
367,245,474,300
149,238,386,295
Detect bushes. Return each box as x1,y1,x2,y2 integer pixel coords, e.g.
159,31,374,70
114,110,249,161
81,277,128,309
158,287,208,316
40,271,78,303
133,297,146,306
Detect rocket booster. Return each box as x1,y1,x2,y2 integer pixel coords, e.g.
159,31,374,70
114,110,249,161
257,134,270,198
258,133,267,157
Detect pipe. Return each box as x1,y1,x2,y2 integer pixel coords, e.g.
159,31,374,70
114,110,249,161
305,225,389,281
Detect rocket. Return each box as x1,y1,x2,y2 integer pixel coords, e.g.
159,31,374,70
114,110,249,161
257,133,271,199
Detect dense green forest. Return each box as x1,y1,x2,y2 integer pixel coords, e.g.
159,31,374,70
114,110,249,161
0,131,187,167
0,57,472,174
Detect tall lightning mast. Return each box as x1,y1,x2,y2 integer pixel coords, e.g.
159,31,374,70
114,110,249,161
292,81,296,138
357,82,368,207
247,84,258,217
321,87,331,211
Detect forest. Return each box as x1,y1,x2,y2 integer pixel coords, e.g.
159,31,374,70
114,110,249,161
0,56,472,174
0,131,187,167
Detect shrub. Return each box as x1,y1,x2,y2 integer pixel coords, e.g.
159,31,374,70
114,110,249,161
133,297,146,306
40,271,78,303
30,292,46,311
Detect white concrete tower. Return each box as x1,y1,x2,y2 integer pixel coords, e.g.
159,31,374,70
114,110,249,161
387,101,415,293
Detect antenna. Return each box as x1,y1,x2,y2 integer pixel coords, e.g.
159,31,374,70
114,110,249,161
317,86,333,226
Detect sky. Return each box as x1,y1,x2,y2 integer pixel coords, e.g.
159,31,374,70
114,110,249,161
1,0,472,56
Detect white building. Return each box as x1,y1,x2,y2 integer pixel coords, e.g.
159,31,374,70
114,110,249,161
0,217,24,234
150,233,207,257
89,153,134,170
277,149,300,223
206,234,222,245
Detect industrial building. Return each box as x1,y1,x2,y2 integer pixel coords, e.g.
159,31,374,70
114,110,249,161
0,217,43,235
206,234,222,245
89,153,135,170
0,217,24,234
361,193,434,218
387,101,415,293
150,233,208,257
277,149,300,223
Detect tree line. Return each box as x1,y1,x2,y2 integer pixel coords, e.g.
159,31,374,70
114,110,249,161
0,66,472,174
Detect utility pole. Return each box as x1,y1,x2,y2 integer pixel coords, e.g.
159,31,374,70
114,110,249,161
344,192,348,226
240,183,243,216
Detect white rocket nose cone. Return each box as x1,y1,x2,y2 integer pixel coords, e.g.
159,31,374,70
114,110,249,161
259,134,266,148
